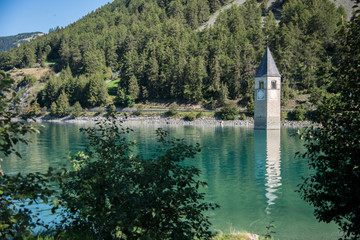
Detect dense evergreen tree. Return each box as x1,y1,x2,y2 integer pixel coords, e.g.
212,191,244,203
0,0,349,107
300,7,360,238
86,73,109,107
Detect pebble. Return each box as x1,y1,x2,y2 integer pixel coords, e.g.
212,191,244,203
33,115,317,128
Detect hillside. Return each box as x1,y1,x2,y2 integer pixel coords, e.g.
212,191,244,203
0,32,44,52
0,0,356,114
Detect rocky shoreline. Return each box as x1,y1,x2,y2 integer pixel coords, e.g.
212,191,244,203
32,115,317,128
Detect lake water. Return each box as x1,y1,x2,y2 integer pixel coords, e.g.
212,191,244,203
1,122,341,239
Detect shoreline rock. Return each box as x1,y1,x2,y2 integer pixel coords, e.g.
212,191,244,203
31,115,317,128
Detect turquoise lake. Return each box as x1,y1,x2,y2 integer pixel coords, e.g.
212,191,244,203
1,122,341,239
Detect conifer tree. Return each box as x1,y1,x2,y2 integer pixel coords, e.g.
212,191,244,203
86,73,108,107
56,90,70,117
127,75,140,100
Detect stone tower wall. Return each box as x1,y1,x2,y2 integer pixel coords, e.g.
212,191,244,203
254,76,281,129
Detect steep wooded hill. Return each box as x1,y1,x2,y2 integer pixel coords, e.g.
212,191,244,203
0,32,44,53
0,0,353,109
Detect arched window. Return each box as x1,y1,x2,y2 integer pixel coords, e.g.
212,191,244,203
271,81,276,89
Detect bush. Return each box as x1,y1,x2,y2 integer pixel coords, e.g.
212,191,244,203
71,101,83,118
288,103,313,121
239,113,246,120
217,102,238,120
107,104,116,116
116,88,134,107
294,107,306,121
57,119,219,239
196,111,204,119
165,103,179,117
184,112,197,121
95,107,105,116
246,98,254,116
0,71,54,239
309,87,323,106
50,102,57,116
18,74,37,88
132,105,144,116
24,101,42,117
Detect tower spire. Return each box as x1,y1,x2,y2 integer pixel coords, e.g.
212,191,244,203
255,47,281,78
254,47,281,130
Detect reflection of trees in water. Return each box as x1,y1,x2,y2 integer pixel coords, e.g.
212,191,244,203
2,123,87,174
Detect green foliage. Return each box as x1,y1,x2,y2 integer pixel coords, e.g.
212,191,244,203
55,90,70,117
0,32,42,53
246,98,254,116
49,102,57,117
287,103,313,121
0,71,54,239
24,101,42,117
57,119,219,239
107,104,117,116
165,103,179,117
183,111,197,121
106,79,120,96
18,74,37,88
70,101,83,118
0,71,38,157
217,102,238,120
308,87,323,106
132,105,144,116
299,8,360,239
127,75,140,101
116,88,134,107
0,0,351,106
87,73,109,107
196,111,204,119
239,113,246,120
293,107,306,121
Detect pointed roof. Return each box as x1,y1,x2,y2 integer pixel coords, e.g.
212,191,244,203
255,47,281,78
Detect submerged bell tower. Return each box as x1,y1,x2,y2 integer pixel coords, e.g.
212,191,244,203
254,47,281,130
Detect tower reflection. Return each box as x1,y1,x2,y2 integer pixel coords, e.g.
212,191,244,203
264,130,281,214
254,129,282,215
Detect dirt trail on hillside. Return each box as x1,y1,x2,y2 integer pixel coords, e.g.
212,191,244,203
197,0,281,31
197,0,355,31
197,0,247,31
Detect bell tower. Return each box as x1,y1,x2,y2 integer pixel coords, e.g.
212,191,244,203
254,47,281,130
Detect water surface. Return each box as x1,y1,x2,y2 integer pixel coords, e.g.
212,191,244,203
1,123,341,239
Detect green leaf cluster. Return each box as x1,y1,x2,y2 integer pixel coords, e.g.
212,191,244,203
0,0,348,108
0,71,54,239
299,5,360,238
57,119,219,239
217,102,238,120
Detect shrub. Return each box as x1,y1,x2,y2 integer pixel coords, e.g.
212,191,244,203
95,107,105,116
115,88,134,107
132,105,144,116
294,107,306,121
50,102,57,116
71,101,83,118
217,102,238,120
239,113,246,120
0,71,54,239
184,112,197,121
196,111,204,119
24,101,42,117
309,87,323,106
18,74,37,88
246,98,254,116
165,103,179,117
57,119,219,239
107,104,116,116
56,91,70,117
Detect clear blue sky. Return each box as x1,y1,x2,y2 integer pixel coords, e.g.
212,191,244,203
0,0,112,37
